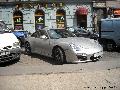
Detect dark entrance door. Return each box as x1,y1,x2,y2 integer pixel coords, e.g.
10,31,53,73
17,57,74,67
76,7,88,29
77,15,87,28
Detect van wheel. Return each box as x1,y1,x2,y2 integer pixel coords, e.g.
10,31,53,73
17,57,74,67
106,41,115,51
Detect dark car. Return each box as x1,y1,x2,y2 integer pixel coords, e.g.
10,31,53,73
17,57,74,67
12,30,28,47
67,27,99,40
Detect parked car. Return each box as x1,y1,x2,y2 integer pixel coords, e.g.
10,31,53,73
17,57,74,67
25,28,103,64
0,20,21,63
12,30,28,47
67,27,99,40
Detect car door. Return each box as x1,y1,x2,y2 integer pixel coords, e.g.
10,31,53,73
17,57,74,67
36,30,51,56
29,31,42,53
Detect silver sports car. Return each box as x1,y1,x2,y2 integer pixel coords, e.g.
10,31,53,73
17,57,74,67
25,28,103,64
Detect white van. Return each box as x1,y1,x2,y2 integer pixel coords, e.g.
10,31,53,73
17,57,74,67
99,18,120,51
0,20,21,63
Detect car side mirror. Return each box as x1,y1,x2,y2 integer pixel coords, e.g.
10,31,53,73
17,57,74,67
40,35,48,39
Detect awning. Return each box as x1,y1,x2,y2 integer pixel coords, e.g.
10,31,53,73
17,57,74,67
76,7,88,15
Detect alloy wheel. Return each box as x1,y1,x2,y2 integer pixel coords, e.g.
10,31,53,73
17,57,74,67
54,48,64,64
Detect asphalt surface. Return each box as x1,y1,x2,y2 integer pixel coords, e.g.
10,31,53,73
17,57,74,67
0,51,120,90
0,51,120,76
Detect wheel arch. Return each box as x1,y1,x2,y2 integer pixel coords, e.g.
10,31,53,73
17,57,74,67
52,45,64,56
52,45,67,64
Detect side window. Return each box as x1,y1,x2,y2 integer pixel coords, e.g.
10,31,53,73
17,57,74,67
31,31,40,38
48,29,60,39
39,30,48,37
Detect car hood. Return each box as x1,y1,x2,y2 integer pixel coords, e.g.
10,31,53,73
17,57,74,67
0,33,18,49
56,37,101,49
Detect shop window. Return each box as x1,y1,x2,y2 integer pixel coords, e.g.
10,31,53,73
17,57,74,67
35,9,45,30
13,10,23,30
76,7,88,29
56,9,66,29
113,9,120,18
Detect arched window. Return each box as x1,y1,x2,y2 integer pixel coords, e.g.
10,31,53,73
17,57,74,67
56,9,66,29
35,9,45,30
13,10,23,30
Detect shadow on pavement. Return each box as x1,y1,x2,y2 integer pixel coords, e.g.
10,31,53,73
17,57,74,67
23,52,61,65
23,51,75,65
0,59,19,67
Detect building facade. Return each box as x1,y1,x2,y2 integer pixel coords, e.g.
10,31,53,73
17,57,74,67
92,0,120,32
0,0,93,33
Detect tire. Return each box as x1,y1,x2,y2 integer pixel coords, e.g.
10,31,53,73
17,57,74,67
25,42,31,55
106,41,115,51
53,47,66,65
99,39,115,51
16,56,20,61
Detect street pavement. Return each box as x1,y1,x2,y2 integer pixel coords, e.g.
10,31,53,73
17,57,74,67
0,51,120,90
0,51,120,76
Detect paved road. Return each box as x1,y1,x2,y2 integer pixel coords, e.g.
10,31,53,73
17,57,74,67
0,51,120,90
0,51,120,76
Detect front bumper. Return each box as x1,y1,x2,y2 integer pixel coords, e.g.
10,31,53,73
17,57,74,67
65,50,103,63
0,48,21,63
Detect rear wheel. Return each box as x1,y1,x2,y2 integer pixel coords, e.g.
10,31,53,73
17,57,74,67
25,42,31,55
53,47,66,65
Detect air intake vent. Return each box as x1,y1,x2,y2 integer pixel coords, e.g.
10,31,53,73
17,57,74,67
3,46,12,50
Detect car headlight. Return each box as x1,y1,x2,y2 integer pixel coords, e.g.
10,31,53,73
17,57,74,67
69,44,81,51
13,42,20,47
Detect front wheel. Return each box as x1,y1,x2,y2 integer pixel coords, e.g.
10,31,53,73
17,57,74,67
25,42,31,55
106,41,116,51
53,47,66,65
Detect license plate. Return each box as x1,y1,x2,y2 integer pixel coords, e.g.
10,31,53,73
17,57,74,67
0,51,10,55
94,51,103,57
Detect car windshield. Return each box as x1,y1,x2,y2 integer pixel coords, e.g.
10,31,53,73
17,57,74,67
48,29,75,39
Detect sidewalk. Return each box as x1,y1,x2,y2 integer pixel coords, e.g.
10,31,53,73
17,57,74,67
0,68,120,90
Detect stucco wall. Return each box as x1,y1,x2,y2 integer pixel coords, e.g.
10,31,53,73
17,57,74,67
0,3,93,33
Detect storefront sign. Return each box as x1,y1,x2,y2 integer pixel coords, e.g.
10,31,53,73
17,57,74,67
35,10,45,30
93,2,106,8
14,16,23,30
56,13,65,28
37,2,64,8
35,16,44,29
